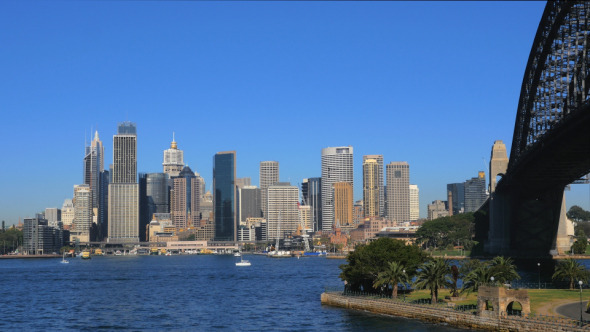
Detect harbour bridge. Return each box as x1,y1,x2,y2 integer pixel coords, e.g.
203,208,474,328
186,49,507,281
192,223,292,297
485,1,590,257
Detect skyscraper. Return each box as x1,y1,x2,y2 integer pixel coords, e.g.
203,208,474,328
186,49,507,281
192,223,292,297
409,184,419,221
267,182,299,239
214,151,237,242
98,170,109,240
83,131,104,211
139,172,170,241
108,122,139,243
239,186,262,223
170,166,201,230
333,182,353,229
446,183,465,215
386,161,410,223
301,177,322,232
260,161,279,218
464,171,487,212
321,146,353,232
163,133,184,178
362,157,380,218
363,155,384,216
45,208,61,228
72,184,92,242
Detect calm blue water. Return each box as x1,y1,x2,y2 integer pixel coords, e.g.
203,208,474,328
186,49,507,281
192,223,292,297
0,255,466,331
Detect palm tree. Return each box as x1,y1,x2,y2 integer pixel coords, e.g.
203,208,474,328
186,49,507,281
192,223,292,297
488,256,520,284
553,259,589,289
413,258,452,303
462,265,493,293
373,261,408,298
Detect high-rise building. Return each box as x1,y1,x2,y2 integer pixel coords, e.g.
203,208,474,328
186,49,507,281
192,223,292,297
170,166,201,231
139,172,170,241
98,170,109,240
362,157,380,218
72,184,92,242
363,155,384,216
386,161,410,223
61,199,74,229
321,146,353,232
299,205,312,231
163,133,184,178
23,214,62,255
83,131,104,211
409,184,419,221
213,151,237,242
45,208,61,228
260,161,279,218
239,186,262,223
302,177,322,232
333,182,353,229
108,122,139,243
464,171,487,212
267,182,299,239
446,183,465,215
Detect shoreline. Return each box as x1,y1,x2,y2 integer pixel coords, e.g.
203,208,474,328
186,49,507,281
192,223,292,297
0,255,60,259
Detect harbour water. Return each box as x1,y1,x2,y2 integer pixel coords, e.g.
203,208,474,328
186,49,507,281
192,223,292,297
0,254,465,331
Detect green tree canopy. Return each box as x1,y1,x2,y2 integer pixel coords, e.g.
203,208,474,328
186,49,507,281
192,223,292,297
568,206,590,222
0,228,23,254
415,213,474,250
413,258,452,303
552,259,589,289
339,238,428,292
372,261,409,298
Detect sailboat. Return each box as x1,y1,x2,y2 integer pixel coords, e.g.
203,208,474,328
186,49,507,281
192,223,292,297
60,252,69,264
268,211,291,258
235,255,251,266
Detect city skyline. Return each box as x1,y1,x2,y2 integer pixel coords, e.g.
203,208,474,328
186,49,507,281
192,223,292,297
1,1,589,225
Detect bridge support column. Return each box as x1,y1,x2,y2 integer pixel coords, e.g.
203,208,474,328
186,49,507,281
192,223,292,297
486,191,512,255
553,193,574,255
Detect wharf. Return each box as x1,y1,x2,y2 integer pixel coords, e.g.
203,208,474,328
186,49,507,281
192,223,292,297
0,254,60,259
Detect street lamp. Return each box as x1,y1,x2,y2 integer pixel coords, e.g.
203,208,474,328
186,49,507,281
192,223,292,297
402,269,406,302
491,276,495,286
580,280,584,326
538,262,541,289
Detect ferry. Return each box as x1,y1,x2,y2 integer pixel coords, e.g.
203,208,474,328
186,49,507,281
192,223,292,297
81,250,91,260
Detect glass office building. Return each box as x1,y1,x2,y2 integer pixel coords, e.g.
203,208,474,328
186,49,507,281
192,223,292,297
213,151,237,242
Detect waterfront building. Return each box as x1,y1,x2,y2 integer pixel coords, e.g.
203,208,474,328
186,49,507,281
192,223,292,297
239,186,262,223
139,172,170,241
213,151,237,242
321,146,353,232
170,166,201,231
260,161,279,218
23,214,62,255
464,171,487,212
72,184,92,242
163,133,184,178
299,205,312,232
246,217,267,241
362,157,380,218
427,200,449,220
333,182,353,230
447,183,465,215
45,208,61,228
409,184,419,221
363,155,384,217
301,177,322,232
61,199,74,229
386,161,410,223
108,122,139,243
98,170,109,240
83,131,104,212
267,182,299,239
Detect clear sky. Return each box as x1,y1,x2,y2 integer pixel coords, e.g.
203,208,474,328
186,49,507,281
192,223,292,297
1,1,588,225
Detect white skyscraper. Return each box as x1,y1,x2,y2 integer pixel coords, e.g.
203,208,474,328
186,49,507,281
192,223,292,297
72,184,92,242
163,133,184,177
409,184,419,221
321,146,353,232
83,131,104,210
386,161,410,223
260,161,279,218
267,182,299,239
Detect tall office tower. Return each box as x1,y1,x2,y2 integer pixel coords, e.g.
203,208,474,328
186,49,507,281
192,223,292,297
386,161,410,223
72,184,92,242
98,170,109,240
235,177,251,188
464,171,487,212
362,157,380,217
61,199,75,229
163,133,184,178
446,183,465,215
302,177,322,232
267,182,299,239
363,155,384,216
321,146,353,232
139,172,170,241
108,122,139,243
200,190,213,221
214,151,237,242
333,182,353,229
260,161,279,218
299,205,312,231
409,184,419,221
239,186,262,223
45,208,61,228
83,131,104,211
170,166,201,230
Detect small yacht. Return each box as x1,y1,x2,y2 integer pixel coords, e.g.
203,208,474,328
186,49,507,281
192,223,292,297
60,252,69,264
235,256,251,267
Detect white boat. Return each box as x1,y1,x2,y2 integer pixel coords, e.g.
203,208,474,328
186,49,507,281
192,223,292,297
60,252,69,264
114,250,122,256
235,255,251,266
233,251,241,257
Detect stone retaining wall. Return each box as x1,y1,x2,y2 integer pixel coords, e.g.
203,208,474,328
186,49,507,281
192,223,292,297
321,292,589,331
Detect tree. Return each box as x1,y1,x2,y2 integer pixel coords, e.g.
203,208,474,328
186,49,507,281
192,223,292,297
372,261,409,298
415,213,474,250
571,229,588,254
413,258,452,303
488,256,521,284
552,259,589,289
568,206,590,222
339,238,428,292
462,265,493,293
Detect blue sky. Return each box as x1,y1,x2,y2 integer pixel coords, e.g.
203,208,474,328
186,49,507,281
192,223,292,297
1,1,588,225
